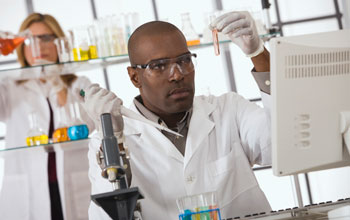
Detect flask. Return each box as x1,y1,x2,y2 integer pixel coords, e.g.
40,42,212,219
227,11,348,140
52,106,70,143
181,13,200,46
67,102,89,140
0,29,31,56
26,112,49,146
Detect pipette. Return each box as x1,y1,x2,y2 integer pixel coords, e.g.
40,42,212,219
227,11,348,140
80,89,183,137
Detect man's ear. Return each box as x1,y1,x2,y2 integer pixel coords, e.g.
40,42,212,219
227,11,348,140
127,66,141,88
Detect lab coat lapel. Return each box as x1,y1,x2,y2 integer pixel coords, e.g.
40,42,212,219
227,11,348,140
124,104,184,163
184,97,215,166
22,79,43,95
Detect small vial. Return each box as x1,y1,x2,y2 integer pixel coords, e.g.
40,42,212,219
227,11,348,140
212,29,220,56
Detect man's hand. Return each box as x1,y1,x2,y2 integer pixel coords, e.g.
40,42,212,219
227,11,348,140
210,11,264,57
83,84,124,139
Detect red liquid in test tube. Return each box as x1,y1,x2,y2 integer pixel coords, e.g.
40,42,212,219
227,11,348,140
212,29,220,56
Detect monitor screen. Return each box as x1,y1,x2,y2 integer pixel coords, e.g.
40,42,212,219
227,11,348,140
271,29,350,176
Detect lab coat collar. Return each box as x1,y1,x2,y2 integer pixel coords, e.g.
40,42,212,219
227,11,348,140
22,79,44,96
123,103,184,163
123,97,216,165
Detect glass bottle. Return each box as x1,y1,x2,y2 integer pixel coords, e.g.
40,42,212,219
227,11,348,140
181,13,200,46
0,29,31,56
26,112,49,146
52,106,70,143
67,102,89,140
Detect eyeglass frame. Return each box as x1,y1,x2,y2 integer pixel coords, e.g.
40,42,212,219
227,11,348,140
131,52,197,77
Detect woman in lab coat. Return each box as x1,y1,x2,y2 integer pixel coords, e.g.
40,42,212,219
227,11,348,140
87,12,272,220
0,13,93,219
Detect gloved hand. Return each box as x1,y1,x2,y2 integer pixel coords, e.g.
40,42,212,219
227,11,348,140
83,84,124,141
210,11,264,57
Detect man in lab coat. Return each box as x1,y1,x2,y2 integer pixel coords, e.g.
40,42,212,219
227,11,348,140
85,11,272,219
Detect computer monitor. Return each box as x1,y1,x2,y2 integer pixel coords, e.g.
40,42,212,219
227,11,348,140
271,29,350,176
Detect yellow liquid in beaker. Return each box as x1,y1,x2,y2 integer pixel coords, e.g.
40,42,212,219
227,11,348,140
52,127,69,143
187,39,200,46
194,207,201,220
26,134,49,146
89,45,98,59
72,48,89,61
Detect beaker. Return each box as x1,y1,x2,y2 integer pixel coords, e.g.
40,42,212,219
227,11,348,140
108,15,127,56
181,13,200,46
87,25,99,59
25,35,56,65
177,192,221,220
70,28,90,61
54,36,71,63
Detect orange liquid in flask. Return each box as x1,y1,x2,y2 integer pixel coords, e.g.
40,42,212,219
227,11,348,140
186,39,200,46
52,127,70,143
0,37,26,56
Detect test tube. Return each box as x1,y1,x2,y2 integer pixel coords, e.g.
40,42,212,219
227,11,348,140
212,29,220,56
210,15,220,56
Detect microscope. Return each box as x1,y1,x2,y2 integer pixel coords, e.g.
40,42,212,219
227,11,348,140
91,113,143,220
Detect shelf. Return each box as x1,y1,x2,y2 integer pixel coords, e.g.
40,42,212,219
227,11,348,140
0,54,129,81
0,138,89,153
0,32,280,81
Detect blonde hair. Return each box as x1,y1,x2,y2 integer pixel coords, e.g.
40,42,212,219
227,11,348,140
16,13,76,86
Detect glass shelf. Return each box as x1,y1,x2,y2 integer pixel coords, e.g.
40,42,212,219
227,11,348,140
0,54,130,81
0,32,280,81
0,138,89,153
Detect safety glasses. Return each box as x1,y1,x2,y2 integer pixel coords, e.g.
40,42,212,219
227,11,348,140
132,53,197,78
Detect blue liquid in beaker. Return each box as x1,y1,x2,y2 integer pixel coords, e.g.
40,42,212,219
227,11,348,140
68,124,89,140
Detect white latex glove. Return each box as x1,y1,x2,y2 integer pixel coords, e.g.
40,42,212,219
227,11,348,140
210,11,264,57
83,84,124,140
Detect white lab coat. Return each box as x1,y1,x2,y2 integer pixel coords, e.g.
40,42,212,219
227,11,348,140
0,76,93,220
88,91,272,220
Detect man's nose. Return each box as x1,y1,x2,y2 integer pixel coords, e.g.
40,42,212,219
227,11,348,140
168,63,184,81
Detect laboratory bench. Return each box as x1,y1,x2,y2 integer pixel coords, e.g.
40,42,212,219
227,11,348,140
223,198,350,219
